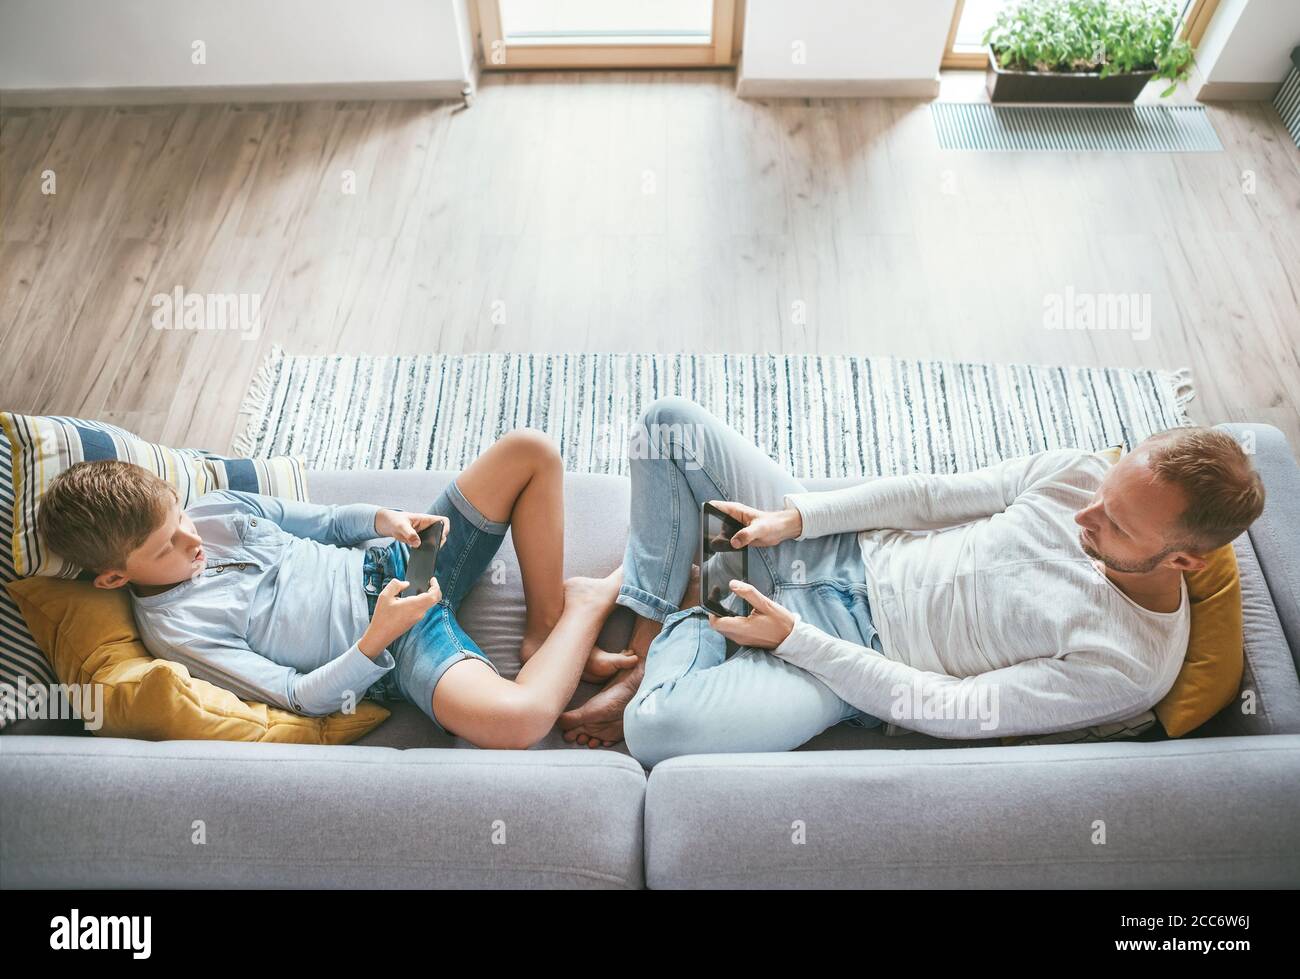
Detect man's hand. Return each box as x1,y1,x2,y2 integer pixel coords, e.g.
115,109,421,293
375,509,450,547
708,500,802,548
358,577,442,659
707,581,797,650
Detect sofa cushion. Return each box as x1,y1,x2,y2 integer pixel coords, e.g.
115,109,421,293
1219,424,1300,675
642,736,1300,888
5,576,389,744
0,412,307,579
1155,542,1244,736
1193,534,1300,737
0,736,647,889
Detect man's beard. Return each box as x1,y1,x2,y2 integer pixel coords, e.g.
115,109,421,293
1078,531,1171,575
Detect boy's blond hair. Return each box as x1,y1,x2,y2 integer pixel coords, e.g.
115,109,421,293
37,460,178,573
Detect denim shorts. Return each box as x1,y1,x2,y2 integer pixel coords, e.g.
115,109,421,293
362,479,507,733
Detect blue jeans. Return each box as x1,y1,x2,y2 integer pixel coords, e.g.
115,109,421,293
617,396,884,766
363,480,507,733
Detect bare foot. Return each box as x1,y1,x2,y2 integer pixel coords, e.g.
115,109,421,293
563,566,623,609
521,567,623,664
561,565,696,747
559,658,645,748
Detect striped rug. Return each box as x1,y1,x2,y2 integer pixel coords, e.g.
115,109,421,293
234,349,1195,479
1274,65,1300,150
931,102,1222,152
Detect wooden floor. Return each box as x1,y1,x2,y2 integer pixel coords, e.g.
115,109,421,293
2,71,1298,453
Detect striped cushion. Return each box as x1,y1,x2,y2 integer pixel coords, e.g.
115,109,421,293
0,429,56,698
0,413,307,726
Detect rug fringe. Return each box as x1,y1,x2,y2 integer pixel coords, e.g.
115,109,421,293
1166,367,1197,417
231,345,285,457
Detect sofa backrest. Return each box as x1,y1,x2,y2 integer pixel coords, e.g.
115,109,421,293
309,466,1300,742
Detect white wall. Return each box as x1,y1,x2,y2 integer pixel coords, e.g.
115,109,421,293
0,0,475,95
739,0,958,94
1195,0,1300,85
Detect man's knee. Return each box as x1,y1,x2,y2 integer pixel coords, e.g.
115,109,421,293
635,397,716,470
623,687,706,767
640,395,707,430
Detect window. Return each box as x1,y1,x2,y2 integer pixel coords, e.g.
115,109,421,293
474,0,739,69
942,0,1012,69
941,0,1223,71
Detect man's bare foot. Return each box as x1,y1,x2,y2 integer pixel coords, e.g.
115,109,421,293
562,564,697,747
559,657,645,748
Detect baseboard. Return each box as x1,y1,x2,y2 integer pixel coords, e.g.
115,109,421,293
1193,80,1282,102
0,79,470,108
735,76,940,99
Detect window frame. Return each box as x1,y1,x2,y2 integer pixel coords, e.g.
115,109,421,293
473,0,740,70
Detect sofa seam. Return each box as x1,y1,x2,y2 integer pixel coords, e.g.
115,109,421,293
0,749,649,783
646,741,1300,775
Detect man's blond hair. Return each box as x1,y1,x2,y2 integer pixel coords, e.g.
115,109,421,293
37,461,178,573
1142,427,1265,552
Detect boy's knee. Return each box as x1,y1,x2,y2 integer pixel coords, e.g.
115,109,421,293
501,428,561,469
472,689,556,750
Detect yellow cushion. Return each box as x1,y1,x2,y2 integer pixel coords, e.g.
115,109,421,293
1096,443,1243,737
1155,543,1243,737
5,577,388,744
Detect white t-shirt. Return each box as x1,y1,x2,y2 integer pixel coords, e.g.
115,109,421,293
774,449,1190,739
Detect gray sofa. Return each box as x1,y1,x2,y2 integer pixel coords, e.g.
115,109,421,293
3,423,1299,888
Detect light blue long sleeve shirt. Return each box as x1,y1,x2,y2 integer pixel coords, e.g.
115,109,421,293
130,490,394,716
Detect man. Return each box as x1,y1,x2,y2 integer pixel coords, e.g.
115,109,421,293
559,396,1264,767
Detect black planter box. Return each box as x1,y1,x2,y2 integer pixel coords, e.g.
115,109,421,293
986,48,1155,103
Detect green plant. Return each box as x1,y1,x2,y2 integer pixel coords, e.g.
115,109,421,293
983,0,1196,96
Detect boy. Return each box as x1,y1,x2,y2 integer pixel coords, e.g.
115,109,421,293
38,429,633,748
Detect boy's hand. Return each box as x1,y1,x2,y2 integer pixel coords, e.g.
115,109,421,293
359,577,442,658
707,581,796,650
708,500,802,548
375,509,450,547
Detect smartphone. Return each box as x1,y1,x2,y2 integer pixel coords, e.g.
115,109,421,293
401,522,444,598
701,502,749,617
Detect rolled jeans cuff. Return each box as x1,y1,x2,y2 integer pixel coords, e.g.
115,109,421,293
446,478,510,536
616,584,679,623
